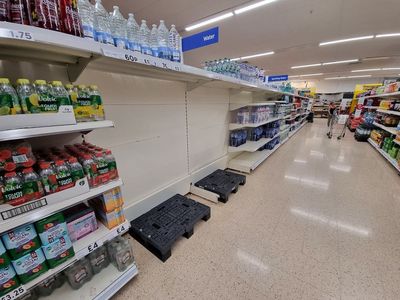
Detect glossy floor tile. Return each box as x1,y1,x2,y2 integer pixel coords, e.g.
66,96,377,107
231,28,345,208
114,119,400,300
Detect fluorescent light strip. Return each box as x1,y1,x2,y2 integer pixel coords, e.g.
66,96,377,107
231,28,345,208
291,63,322,69
232,51,274,61
376,33,400,38
185,12,234,31
382,67,400,70
234,0,277,15
319,35,374,46
325,77,344,80
322,59,359,65
351,68,381,73
299,73,323,77
347,75,372,78
325,75,372,80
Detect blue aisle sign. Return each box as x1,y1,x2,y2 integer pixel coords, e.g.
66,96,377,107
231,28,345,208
182,27,219,52
268,75,289,82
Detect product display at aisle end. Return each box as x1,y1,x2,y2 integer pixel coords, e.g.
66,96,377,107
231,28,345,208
0,76,138,299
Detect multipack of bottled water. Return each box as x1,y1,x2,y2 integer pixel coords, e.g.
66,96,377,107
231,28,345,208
77,1,183,63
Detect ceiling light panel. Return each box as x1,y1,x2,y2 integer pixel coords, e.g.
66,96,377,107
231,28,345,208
376,33,400,38
234,0,277,15
322,59,359,65
351,68,381,73
382,67,400,70
319,35,374,46
241,51,274,60
185,12,234,31
347,75,372,78
291,63,322,69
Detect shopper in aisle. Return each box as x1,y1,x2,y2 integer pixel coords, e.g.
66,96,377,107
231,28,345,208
327,101,336,127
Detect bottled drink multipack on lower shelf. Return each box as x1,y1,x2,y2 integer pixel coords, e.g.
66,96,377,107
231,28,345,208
0,140,119,207
0,186,132,297
0,78,105,122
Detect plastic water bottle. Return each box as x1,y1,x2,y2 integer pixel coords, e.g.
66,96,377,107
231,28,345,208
126,13,141,52
149,24,159,57
168,25,181,62
78,0,94,39
139,20,152,55
94,0,113,45
157,20,170,60
110,6,127,49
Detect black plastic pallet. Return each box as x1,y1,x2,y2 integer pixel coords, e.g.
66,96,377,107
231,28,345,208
194,169,246,203
130,194,211,262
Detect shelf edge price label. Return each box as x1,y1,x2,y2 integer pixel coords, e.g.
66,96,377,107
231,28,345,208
86,240,103,255
0,29,34,41
124,54,138,63
116,224,127,235
1,286,26,300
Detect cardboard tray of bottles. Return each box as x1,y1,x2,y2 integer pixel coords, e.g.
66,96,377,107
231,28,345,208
0,106,76,131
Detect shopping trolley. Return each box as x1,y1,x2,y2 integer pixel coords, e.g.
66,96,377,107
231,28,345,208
327,109,349,140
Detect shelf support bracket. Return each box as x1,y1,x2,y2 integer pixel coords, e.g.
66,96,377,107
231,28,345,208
67,57,92,82
186,79,210,92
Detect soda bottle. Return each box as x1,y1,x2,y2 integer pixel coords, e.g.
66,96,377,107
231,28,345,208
110,6,127,49
16,78,41,114
0,78,22,115
55,160,74,191
93,0,112,45
50,81,71,107
59,0,83,37
104,150,118,180
39,162,58,194
0,0,10,21
77,0,94,39
22,168,44,201
33,80,58,113
10,0,31,25
34,0,61,31
126,13,141,52
68,157,84,182
94,151,109,184
89,85,104,121
81,154,98,187
3,172,25,206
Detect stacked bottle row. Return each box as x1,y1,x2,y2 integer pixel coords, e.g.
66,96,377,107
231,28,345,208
0,78,105,122
234,105,275,125
0,140,119,206
204,59,265,84
78,1,182,62
229,120,281,147
0,1,183,63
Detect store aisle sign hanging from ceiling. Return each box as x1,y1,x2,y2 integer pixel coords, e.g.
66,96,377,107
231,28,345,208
268,75,289,82
182,27,219,52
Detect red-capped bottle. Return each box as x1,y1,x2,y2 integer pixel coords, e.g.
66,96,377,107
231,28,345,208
0,0,10,21
58,0,83,36
34,0,61,31
10,0,31,24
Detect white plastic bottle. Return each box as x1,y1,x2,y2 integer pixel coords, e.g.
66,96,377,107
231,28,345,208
149,24,159,58
157,20,170,60
93,0,113,45
139,20,152,56
110,6,127,49
77,0,95,39
168,24,181,62
126,13,141,52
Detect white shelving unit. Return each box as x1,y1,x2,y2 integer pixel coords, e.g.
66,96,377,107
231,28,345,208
228,122,307,173
0,120,114,142
229,117,281,130
368,139,400,172
361,91,400,99
373,122,398,135
377,109,400,116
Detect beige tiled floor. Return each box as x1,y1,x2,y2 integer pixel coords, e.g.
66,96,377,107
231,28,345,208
115,119,400,300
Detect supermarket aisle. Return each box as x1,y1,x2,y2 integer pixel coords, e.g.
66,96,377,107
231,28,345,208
116,119,400,300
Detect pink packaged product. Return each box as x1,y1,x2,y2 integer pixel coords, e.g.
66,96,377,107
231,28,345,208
64,203,97,242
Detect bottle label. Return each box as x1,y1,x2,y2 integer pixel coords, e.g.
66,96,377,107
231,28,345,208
90,95,104,120
38,93,58,112
56,171,73,191
151,47,160,58
158,47,170,60
113,37,127,49
0,94,15,115
71,169,84,182
22,180,42,201
95,31,108,44
3,182,24,203
21,93,41,114
57,96,71,106
121,251,131,264
128,41,141,52
82,25,94,38
41,174,58,194
172,50,181,62
10,3,29,25
74,267,88,283
75,96,92,121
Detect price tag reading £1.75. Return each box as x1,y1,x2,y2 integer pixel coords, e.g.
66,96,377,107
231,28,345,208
0,29,34,41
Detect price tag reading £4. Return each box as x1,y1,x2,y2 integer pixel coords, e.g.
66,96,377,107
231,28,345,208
86,240,103,255
0,29,34,41
1,286,26,300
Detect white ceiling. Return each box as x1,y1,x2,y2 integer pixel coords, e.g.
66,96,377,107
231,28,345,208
104,0,400,80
